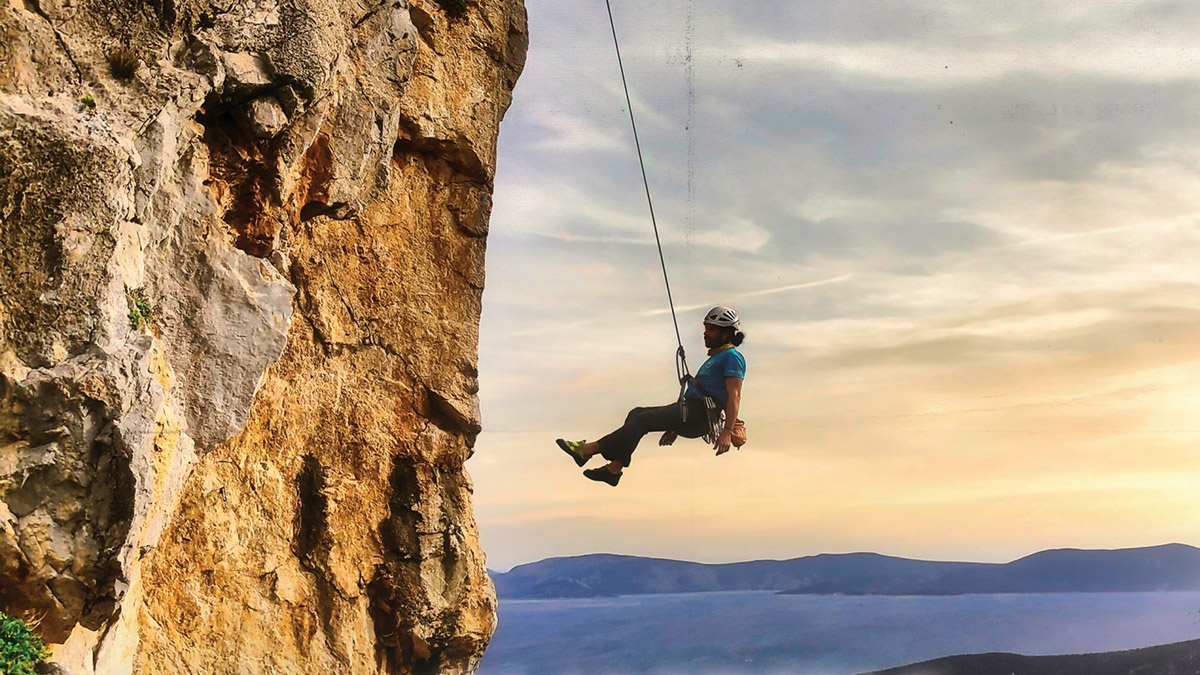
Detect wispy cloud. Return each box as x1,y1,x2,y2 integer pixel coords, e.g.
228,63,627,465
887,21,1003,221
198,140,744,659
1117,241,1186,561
491,274,853,340
640,274,855,317
732,38,1200,84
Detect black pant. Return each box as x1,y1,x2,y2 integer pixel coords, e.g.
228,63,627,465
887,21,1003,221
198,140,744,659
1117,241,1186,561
597,397,710,468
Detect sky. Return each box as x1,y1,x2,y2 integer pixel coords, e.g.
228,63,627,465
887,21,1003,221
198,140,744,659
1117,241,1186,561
470,0,1200,573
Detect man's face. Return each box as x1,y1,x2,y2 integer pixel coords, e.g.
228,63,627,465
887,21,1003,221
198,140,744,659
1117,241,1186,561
703,323,724,348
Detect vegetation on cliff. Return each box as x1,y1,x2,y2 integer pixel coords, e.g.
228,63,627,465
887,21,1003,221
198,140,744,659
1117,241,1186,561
0,612,49,675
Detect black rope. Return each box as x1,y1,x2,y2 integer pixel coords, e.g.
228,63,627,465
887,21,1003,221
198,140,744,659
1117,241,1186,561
604,0,685,361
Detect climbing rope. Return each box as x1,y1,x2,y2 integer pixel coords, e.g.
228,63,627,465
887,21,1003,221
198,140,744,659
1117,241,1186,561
605,0,722,430
604,0,686,367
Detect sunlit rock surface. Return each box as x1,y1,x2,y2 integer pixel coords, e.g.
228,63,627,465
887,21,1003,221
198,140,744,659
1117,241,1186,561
0,0,526,671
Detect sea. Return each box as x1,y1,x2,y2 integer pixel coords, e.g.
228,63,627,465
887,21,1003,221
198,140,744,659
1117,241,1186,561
477,590,1200,675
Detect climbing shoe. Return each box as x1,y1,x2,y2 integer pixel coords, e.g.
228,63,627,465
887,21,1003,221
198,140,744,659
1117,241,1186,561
583,467,621,487
557,438,589,467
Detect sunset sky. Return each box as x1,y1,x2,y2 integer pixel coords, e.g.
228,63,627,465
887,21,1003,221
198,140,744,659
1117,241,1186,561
470,0,1200,573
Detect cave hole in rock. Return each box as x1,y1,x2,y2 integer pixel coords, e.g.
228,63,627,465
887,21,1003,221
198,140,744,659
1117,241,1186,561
379,456,422,559
368,454,432,669
294,455,328,562
196,93,281,258
414,652,441,675
297,131,340,222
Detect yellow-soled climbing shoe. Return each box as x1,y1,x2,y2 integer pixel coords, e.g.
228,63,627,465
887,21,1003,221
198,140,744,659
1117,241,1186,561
557,438,588,467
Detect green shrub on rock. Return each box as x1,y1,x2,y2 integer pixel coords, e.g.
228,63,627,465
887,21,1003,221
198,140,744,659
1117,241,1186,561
127,290,155,330
0,612,50,675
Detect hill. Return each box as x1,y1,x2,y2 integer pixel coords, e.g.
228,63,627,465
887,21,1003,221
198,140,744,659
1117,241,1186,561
859,637,1200,675
490,544,1200,599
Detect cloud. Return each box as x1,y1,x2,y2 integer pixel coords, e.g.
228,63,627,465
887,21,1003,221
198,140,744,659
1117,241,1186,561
528,109,632,153
641,274,855,317
761,217,1007,262
726,38,1200,84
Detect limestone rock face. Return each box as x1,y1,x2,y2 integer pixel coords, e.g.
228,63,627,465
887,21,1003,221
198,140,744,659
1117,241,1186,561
0,0,527,672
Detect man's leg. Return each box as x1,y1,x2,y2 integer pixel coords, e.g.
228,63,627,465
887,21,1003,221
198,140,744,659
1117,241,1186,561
592,402,684,470
676,397,711,440
576,406,649,459
577,440,603,459
572,440,621,474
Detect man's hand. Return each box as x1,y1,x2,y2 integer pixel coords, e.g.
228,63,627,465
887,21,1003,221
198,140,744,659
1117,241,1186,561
659,430,678,446
714,429,733,455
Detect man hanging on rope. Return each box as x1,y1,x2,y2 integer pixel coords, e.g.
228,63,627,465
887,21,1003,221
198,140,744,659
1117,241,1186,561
556,306,747,486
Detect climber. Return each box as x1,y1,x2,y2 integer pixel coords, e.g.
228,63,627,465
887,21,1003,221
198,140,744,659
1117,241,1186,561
556,306,746,486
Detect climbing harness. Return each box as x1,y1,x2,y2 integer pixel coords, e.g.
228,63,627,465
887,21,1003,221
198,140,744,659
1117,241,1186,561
682,373,726,444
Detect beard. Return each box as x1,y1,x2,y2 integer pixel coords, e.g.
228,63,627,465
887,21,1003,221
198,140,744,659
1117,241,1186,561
704,332,722,349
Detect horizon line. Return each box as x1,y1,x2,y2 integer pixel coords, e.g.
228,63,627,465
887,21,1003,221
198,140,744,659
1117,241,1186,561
487,541,1198,574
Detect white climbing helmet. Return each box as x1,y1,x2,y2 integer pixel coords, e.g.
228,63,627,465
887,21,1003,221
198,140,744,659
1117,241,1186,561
704,305,740,329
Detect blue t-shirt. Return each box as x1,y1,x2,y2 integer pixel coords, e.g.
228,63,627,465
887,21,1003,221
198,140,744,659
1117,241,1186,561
685,347,746,403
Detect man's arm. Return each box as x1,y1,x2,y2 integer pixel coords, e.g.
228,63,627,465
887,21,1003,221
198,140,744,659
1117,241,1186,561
715,376,743,455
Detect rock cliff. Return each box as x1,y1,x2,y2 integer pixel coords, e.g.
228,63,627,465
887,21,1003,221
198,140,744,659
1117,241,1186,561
0,0,526,672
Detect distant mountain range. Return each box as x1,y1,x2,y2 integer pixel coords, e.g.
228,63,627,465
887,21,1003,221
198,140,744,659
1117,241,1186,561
489,543,1200,599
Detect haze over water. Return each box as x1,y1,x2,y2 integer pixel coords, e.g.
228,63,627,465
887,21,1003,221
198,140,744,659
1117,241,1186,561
480,591,1200,675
